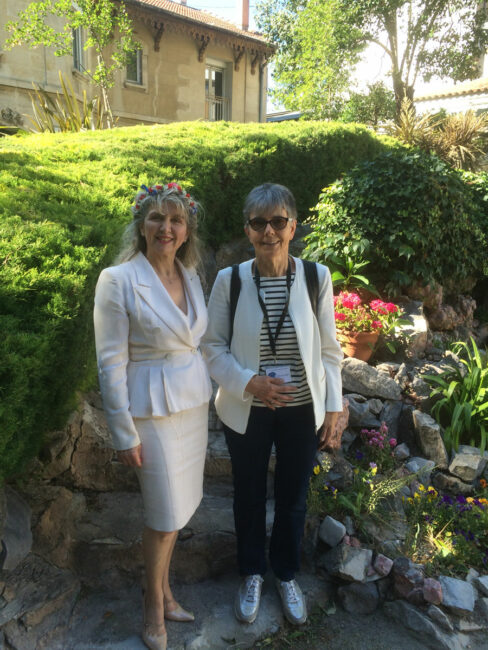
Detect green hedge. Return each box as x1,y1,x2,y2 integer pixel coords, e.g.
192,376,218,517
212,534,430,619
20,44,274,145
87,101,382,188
304,149,488,294
0,120,395,480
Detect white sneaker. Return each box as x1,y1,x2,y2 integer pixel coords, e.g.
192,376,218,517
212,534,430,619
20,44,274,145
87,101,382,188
234,574,263,623
275,578,307,625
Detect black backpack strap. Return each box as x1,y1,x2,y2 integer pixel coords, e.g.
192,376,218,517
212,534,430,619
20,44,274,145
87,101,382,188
302,259,319,317
229,263,241,346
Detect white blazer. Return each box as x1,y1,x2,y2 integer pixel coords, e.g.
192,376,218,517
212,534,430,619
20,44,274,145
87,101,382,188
94,252,212,450
201,257,343,434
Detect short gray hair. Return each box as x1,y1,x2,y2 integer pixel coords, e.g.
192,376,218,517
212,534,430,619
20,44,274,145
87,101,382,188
243,183,297,223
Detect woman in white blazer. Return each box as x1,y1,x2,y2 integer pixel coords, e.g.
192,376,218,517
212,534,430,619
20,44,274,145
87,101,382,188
202,184,343,627
94,183,212,650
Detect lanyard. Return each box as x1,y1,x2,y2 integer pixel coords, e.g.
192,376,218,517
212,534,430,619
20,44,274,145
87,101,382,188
254,259,292,358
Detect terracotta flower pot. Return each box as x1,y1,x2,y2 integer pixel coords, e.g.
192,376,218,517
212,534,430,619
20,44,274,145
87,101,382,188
337,330,379,362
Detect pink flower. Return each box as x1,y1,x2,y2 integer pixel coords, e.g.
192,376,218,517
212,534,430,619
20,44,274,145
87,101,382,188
333,295,339,306
370,299,388,314
386,303,398,313
335,312,346,321
372,320,383,329
389,438,397,448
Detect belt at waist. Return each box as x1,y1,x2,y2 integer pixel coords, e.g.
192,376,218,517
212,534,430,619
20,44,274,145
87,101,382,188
129,349,200,365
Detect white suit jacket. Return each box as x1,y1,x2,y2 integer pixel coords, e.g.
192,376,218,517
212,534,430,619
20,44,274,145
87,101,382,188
201,257,343,434
94,252,212,450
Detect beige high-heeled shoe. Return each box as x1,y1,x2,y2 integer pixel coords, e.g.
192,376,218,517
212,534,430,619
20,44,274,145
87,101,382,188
142,598,167,650
164,599,195,623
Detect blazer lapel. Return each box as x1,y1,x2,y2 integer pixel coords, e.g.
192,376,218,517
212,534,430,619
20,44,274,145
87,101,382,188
177,262,207,341
131,252,193,346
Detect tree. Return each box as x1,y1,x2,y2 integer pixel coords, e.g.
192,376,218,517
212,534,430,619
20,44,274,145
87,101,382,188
257,0,488,118
339,82,396,126
5,0,139,127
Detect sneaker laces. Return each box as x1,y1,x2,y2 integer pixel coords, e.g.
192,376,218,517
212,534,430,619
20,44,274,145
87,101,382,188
245,576,261,603
282,581,299,604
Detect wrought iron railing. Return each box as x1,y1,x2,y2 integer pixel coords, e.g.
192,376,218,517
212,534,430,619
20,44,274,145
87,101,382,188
205,96,229,121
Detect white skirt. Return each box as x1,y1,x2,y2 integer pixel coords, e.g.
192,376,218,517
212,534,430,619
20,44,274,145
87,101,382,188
134,403,208,531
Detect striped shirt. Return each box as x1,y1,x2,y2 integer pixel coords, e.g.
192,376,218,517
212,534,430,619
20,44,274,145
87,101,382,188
252,272,312,407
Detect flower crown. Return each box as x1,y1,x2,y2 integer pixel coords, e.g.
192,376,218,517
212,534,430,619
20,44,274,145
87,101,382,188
132,182,197,217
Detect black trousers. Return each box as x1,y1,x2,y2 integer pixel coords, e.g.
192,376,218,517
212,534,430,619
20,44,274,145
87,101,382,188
224,403,317,581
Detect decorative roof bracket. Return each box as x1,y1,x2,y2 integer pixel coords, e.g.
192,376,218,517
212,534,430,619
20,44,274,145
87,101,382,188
233,46,245,71
196,34,210,62
251,52,260,75
153,22,165,51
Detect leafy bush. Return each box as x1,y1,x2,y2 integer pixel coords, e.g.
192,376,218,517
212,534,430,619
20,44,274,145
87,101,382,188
0,120,394,479
304,149,488,294
424,338,488,454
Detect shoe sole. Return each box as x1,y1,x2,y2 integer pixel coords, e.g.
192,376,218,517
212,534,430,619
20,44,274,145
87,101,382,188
234,601,258,624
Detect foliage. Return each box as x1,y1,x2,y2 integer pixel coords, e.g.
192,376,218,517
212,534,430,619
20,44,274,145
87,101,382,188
357,423,398,474
0,120,394,480
5,0,138,127
386,99,488,171
304,149,488,295
256,0,488,117
404,482,488,575
424,338,488,454
311,251,377,294
339,82,396,127
27,71,105,133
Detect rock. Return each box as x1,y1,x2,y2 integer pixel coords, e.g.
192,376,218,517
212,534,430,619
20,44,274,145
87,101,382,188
477,598,488,622
394,363,410,390
376,362,401,376
413,410,448,468
337,582,379,614
455,618,486,632
70,400,138,491
475,575,488,597
427,604,454,632
343,394,380,428
423,577,442,605
319,516,346,548
340,429,356,452
405,457,435,485
363,510,408,549
406,586,424,606
411,375,431,398
432,472,474,496
465,568,480,585
27,486,86,569
322,454,354,490
379,400,403,438
400,302,429,358
2,487,32,571
344,516,355,536
39,408,80,480
0,554,80,649
394,443,410,461
205,430,232,478
449,445,487,482
373,554,393,577
392,558,424,599
406,282,443,311
341,358,402,400
428,305,462,331
319,544,373,582
384,600,469,650
439,576,476,616
368,398,383,415
397,404,416,449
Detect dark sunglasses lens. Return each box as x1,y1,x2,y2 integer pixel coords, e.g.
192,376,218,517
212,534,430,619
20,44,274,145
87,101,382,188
248,217,288,231
270,217,288,230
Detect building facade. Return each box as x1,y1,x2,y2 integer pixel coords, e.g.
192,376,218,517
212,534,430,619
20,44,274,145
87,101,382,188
0,0,273,127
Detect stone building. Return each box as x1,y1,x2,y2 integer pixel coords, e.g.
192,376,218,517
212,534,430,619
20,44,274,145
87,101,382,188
0,0,273,127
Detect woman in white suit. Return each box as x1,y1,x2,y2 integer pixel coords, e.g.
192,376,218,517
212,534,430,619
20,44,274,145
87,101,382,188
94,183,212,650
202,183,343,627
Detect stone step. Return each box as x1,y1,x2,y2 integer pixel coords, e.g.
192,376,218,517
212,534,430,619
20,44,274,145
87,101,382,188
0,554,80,650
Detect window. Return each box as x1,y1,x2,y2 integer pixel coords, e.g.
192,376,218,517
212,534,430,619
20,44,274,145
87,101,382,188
127,50,143,85
72,27,84,72
205,65,229,121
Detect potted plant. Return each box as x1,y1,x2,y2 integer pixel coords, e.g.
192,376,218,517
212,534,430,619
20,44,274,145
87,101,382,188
334,291,404,361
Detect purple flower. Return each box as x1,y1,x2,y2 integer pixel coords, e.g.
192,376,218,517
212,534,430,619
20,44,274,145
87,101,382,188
441,495,454,505
456,495,467,504
369,462,377,469
355,451,364,460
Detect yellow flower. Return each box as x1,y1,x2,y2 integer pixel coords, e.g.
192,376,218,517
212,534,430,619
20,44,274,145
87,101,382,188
407,497,413,504
418,484,426,492
323,485,329,491
313,465,320,475
414,492,421,499
479,498,488,505
354,468,359,475
466,497,474,504
370,467,378,476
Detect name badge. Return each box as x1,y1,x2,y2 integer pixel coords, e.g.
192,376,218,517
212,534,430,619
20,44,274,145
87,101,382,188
265,365,292,383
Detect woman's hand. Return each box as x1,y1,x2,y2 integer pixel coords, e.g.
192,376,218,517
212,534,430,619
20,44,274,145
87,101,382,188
245,375,297,410
318,411,341,451
117,444,143,467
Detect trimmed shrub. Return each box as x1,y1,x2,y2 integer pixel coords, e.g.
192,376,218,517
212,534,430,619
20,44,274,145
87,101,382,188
304,149,488,294
0,120,394,479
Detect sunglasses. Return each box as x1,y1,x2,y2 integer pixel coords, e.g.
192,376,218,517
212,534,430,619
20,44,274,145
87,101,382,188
246,216,293,231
